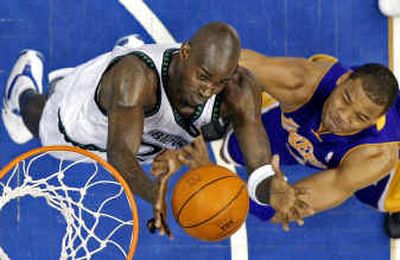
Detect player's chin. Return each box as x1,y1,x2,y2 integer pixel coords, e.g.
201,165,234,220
324,119,340,133
189,94,206,106
328,124,346,134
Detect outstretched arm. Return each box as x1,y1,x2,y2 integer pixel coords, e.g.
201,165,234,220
272,143,398,223
223,67,310,229
106,55,172,237
107,55,157,203
240,49,333,111
223,67,271,171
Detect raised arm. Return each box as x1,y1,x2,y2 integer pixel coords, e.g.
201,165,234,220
273,142,398,223
222,67,271,171
240,49,333,111
106,55,173,237
222,67,310,229
99,55,173,238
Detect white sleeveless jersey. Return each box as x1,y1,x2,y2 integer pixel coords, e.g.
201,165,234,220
51,43,223,162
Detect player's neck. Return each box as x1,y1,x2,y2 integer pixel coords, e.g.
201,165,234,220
165,54,196,116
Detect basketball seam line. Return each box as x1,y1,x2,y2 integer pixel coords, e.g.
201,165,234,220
175,175,237,222
180,184,246,229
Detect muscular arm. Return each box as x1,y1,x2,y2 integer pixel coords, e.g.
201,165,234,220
223,67,271,172
282,143,398,219
107,55,158,203
240,49,333,111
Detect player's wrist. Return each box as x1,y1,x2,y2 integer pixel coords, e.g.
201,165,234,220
247,164,275,205
255,177,273,204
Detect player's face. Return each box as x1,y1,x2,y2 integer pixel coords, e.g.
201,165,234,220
182,55,236,107
322,77,385,134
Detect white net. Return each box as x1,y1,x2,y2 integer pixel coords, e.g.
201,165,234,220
0,148,137,259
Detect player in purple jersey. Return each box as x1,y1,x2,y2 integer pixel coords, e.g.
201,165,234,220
154,51,400,237
226,51,400,237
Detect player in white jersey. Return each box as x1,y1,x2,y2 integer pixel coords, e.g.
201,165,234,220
3,22,309,238
40,43,223,163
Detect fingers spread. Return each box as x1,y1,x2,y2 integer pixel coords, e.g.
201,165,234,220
161,213,173,239
154,211,162,229
193,135,207,149
289,207,304,226
295,186,309,196
281,213,290,232
182,146,195,156
270,213,282,223
177,154,189,164
271,155,285,180
151,161,168,177
149,212,174,239
294,199,315,217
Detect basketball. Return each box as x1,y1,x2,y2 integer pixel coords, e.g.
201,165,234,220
171,165,249,241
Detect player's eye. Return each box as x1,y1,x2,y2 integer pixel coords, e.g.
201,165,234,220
198,74,208,82
342,91,353,105
342,94,350,104
219,78,230,84
358,113,369,122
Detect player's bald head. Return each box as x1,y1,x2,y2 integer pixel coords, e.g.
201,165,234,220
186,22,241,74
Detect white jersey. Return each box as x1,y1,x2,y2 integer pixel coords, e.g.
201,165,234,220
39,43,223,162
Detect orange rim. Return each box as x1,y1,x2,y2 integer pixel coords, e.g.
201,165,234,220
0,145,139,260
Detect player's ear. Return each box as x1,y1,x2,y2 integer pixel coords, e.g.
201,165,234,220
337,72,351,85
180,42,191,60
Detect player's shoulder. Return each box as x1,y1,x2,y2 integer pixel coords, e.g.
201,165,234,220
114,54,155,75
300,54,339,98
307,54,338,79
105,54,159,106
117,52,158,84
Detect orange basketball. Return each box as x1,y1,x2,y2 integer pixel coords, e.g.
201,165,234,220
171,165,249,241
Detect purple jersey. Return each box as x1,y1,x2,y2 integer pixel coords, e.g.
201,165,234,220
224,62,400,215
226,62,400,170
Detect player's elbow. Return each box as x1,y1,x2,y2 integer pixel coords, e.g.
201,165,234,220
324,168,357,197
338,175,361,195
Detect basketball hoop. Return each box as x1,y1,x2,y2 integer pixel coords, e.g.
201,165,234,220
0,146,139,259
